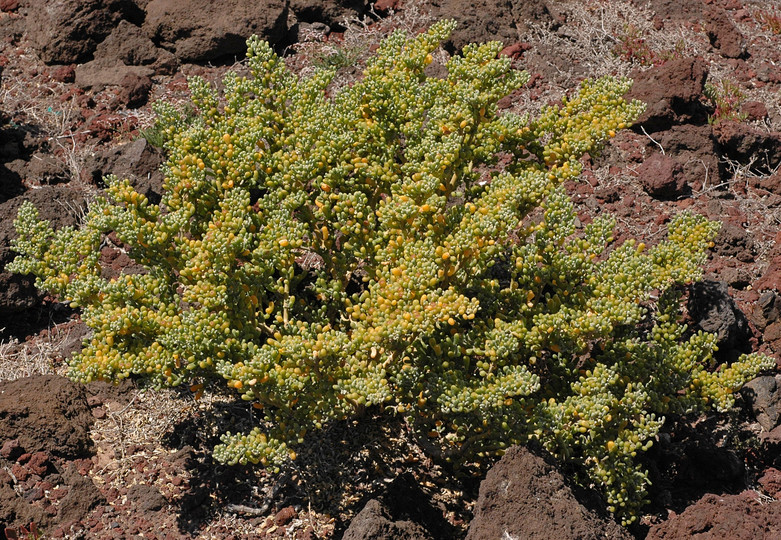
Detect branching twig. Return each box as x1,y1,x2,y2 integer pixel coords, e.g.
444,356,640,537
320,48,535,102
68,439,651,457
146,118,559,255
641,125,665,155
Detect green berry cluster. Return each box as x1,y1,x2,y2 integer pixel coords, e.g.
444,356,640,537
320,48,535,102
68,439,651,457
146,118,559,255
7,20,773,524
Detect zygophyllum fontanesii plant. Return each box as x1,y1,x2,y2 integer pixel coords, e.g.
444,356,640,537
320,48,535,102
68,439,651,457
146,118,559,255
8,20,773,524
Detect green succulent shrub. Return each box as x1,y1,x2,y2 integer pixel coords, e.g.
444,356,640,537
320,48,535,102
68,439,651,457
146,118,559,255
8,21,772,524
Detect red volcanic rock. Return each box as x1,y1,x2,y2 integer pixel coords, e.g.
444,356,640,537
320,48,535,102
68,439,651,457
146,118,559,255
143,0,288,63
115,72,153,109
636,152,687,199
0,375,94,458
759,468,781,499
647,491,781,539
0,0,18,12
626,57,710,131
742,101,769,121
703,5,746,58
466,445,631,540
25,0,133,64
51,64,76,83
713,121,781,174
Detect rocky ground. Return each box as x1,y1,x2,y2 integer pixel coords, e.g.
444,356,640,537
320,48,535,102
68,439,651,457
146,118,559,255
2,0,781,538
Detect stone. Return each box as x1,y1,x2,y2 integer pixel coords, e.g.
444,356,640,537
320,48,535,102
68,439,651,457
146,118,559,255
143,0,288,63
0,0,19,12
687,280,752,354
654,124,724,189
465,445,631,540
713,121,781,175
704,5,746,59
646,491,781,539
25,0,133,64
275,506,297,526
742,101,769,121
94,19,161,66
742,376,781,432
636,152,687,199
343,498,432,540
126,483,167,512
75,58,154,91
51,64,76,83
0,375,94,459
713,221,756,264
115,72,153,109
626,57,709,132
0,439,23,460
428,0,554,54
759,468,781,499
82,137,164,203
25,152,70,185
343,473,457,540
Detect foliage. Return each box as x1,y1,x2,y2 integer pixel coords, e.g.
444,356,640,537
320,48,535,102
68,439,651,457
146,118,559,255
138,123,166,149
756,8,781,35
311,42,364,71
8,21,773,524
613,24,656,65
704,79,748,125
612,24,684,67
138,103,198,149
4,522,45,540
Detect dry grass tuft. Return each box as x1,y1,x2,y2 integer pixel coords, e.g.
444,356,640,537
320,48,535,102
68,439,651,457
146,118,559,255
0,324,71,381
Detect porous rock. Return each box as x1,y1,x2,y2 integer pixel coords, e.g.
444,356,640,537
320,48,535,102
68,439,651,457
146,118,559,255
75,58,154,91
24,152,70,185
759,468,781,499
126,483,167,512
0,0,19,12
94,19,161,67
25,0,134,64
115,72,153,109
703,5,746,59
713,221,756,264
82,137,164,203
289,0,367,29
748,168,781,197
0,481,47,537
713,121,781,175
755,230,781,293
143,0,289,63
632,0,703,24
742,376,781,432
343,499,432,540
465,445,631,540
626,57,709,132
51,64,77,83
57,462,105,525
343,473,456,540
654,124,724,189
428,0,554,53
636,152,687,199
0,374,94,458
687,280,752,354
646,491,781,539
742,101,769,122
0,163,23,204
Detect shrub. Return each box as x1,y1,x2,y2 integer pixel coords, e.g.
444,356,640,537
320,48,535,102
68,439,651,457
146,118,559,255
612,24,684,67
704,79,748,125
756,8,781,35
8,21,772,524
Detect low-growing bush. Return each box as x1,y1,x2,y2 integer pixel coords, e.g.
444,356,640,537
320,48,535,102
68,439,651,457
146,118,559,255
704,78,748,125
8,21,772,524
